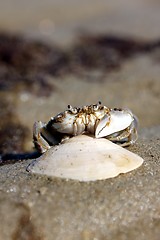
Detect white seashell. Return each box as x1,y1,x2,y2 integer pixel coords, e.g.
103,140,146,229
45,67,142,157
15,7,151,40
27,135,143,182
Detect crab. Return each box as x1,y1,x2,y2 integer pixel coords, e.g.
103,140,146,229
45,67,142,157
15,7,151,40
33,102,138,153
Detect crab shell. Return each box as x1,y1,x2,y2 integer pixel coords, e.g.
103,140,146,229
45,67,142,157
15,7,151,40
50,107,134,138
27,135,143,182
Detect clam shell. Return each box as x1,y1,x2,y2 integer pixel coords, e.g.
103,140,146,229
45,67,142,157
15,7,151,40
27,135,143,182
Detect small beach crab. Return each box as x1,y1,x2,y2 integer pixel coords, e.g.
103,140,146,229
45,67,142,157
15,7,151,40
33,102,138,153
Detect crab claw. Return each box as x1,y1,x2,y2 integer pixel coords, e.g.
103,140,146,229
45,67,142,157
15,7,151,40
95,110,134,138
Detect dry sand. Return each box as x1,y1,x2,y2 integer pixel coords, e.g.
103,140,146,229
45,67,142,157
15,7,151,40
0,127,160,240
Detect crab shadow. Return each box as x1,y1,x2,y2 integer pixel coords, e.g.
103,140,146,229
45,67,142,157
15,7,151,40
0,151,41,166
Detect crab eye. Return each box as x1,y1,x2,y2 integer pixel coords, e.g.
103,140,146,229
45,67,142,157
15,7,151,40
93,101,101,111
67,105,77,114
93,105,98,111
72,108,77,114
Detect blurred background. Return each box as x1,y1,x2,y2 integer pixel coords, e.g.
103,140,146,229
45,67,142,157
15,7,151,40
0,0,160,154
0,2,160,240
0,0,160,45
1,0,160,44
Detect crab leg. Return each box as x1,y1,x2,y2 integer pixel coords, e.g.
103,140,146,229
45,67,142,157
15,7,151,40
33,121,52,153
107,119,138,147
